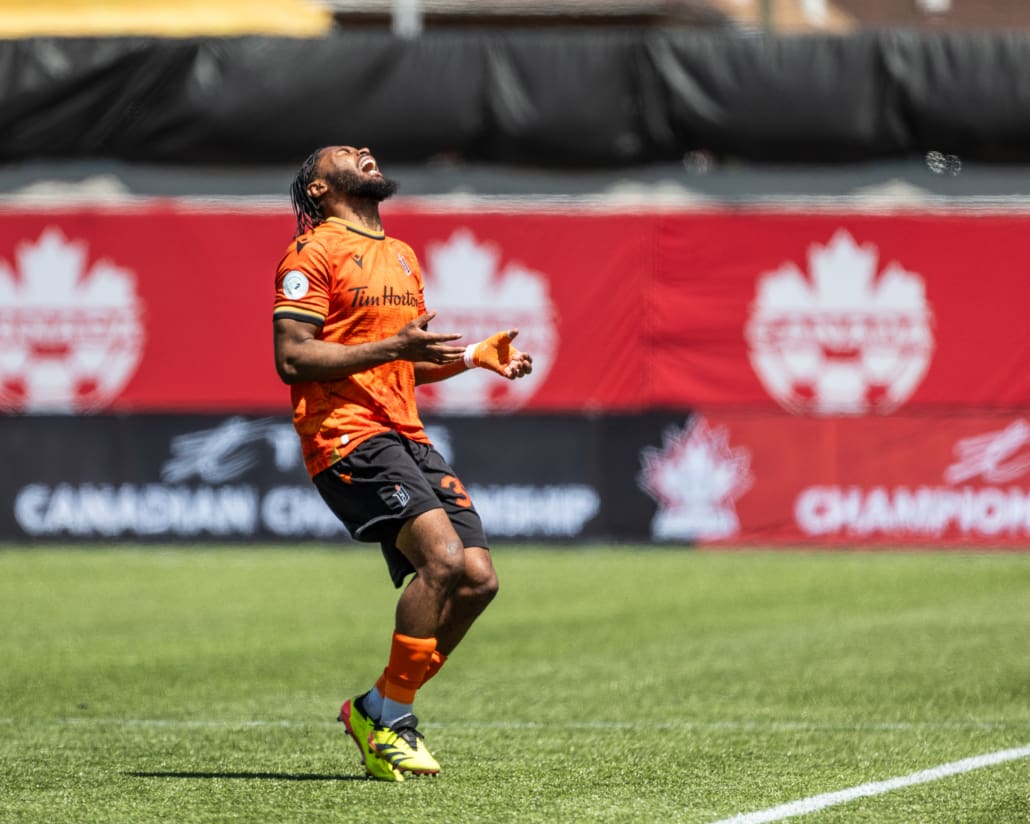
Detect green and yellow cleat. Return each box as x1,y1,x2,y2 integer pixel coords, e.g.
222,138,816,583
338,695,405,782
368,713,441,776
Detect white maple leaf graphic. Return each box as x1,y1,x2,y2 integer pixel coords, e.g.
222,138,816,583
638,418,752,540
0,227,145,412
418,229,557,413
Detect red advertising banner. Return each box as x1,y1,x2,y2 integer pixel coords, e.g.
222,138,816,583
639,412,1030,547
0,206,294,414
2,203,1030,416
0,205,656,415
652,212,1030,413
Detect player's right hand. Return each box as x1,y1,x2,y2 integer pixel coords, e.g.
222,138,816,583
394,312,465,364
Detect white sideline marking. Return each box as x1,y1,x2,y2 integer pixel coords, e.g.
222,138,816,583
711,743,1030,824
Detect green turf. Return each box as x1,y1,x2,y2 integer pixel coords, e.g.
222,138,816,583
0,546,1028,823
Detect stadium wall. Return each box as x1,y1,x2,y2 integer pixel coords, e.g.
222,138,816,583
3,203,1030,547
4,30,1030,166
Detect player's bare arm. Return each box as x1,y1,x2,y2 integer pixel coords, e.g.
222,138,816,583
274,311,464,384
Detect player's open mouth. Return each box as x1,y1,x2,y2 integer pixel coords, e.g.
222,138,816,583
360,156,381,176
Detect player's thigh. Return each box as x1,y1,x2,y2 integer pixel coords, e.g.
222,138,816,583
312,433,442,542
395,507,464,573
411,442,489,553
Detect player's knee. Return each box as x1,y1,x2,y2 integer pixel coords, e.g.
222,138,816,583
464,565,499,610
481,566,499,602
421,535,466,589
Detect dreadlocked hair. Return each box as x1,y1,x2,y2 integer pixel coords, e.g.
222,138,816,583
290,148,326,237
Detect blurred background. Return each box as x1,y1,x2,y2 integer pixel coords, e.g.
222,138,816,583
4,0,1030,548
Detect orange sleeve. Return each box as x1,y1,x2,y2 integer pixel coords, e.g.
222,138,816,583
274,238,332,327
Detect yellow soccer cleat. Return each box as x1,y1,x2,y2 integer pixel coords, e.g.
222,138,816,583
338,695,405,782
368,713,441,775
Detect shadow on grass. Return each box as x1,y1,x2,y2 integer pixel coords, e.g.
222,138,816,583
128,770,366,782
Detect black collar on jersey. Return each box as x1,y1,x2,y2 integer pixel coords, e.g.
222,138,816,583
326,216,385,240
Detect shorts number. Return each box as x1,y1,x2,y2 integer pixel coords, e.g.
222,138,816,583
441,475,472,508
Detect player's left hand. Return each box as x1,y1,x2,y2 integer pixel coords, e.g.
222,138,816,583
465,329,533,380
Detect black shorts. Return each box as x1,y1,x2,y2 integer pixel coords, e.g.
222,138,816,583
312,431,488,588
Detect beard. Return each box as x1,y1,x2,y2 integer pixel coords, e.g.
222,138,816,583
325,167,399,201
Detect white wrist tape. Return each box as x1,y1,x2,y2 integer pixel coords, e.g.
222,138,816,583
463,343,477,368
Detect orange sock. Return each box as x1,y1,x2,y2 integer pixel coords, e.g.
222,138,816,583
366,645,445,725
367,647,445,718
374,649,446,692
383,632,436,705
419,648,448,688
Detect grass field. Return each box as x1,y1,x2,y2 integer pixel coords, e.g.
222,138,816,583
0,546,1028,823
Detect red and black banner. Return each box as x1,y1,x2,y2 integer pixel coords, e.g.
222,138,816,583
4,412,1030,546
4,203,1030,547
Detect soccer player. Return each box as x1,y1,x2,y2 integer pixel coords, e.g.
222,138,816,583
272,145,533,781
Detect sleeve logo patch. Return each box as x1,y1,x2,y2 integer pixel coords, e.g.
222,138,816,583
283,270,310,300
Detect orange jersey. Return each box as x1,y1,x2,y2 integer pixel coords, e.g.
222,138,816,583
273,217,431,476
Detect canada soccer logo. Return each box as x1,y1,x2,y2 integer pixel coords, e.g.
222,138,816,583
0,227,145,412
638,417,753,541
417,229,556,412
746,230,934,416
